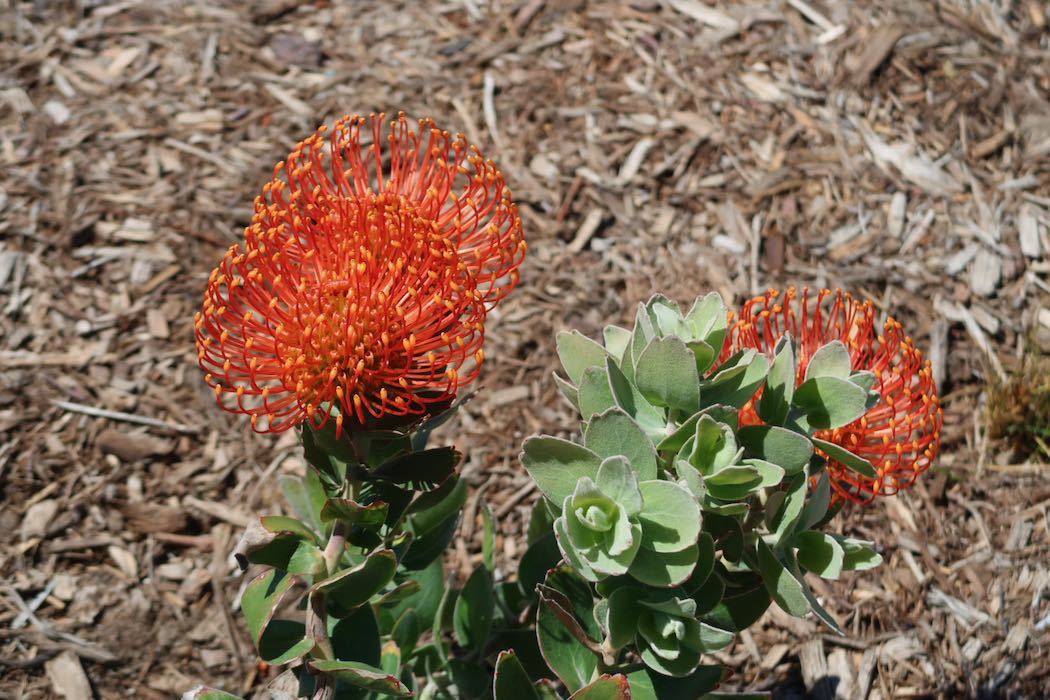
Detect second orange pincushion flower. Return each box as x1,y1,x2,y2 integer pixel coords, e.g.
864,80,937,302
195,114,526,434
729,288,943,504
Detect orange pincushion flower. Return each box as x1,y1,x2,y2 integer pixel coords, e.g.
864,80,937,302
728,288,942,504
195,113,526,434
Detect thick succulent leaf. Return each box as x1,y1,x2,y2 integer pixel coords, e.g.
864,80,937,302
684,292,729,357
536,568,601,693
799,472,831,532
553,372,581,409
629,542,699,587
579,365,617,419
804,340,852,381
568,675,632,699
839,537,883,571
700,351,768,409
453,565,494,652
812,437,878,478
330,603,381,667
278,471,326,536
793,376,868,430
758,335,796,425
738,425,813,474
635,336,702,412
595,456,644,516
606,357,666,439
319,498,388,527
557,330,610,385
406,475,468,535
606,586,646,649
756,539,810,617
767,473,807,549
493,650,542,700
241,569,295,648
522,437,602,505
794,531,845,579
308,660,412,697
637,480,701,553
585,408,659,482
689,415,739,475
372,446,460,488
626,665,725,700
312,549,398,610
603,325,632,363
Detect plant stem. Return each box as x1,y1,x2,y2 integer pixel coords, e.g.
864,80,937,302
308,519,349,700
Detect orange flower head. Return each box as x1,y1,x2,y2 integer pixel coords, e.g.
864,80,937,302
728,288,942,504
195,113,526,434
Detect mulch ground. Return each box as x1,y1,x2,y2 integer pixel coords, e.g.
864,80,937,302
1,1,1049,698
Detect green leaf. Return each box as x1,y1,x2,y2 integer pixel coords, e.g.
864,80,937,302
278,471,326,536
793,376,869,430
794,531,844,579
849,370,877,393
518,531,562,603
688,415,740,476
558,330,610,385
313,549,398,611
756,539,809,617
629,542,699,587
320,498,388,527
521,437,602,504
743,458,785,488
536,568,601,693
595,456,644,515
453,565,494,652
449,658,491,697
606,357,666,439
646,294,683,335
700,350,768,409
738,425,813,475
579,365,617,420
585,408,659,481
401,511,461,571
768,473,807,548
380,640,400,676
390,609,420,658
330,603,381,667
635,337,701,411
840,538,883,571
637,481,701,552
379,557,443,633
259,619,313,665
260,515,318,543
406,476,468,536
702,513,744,562
804,340,852,380
685,292,729,356
286,541,326,577
568,675,632,699
603,325,632,363
628,665,726,700
812,437,878,478
554,372,581,409
241,569,294,646
799,472,831,532
606,586,645,649
758,335,795,425
308,660,412,697
785,555,843,634
239,534,300,571
494,650,542,700
372,447,460,488
703,573,769,631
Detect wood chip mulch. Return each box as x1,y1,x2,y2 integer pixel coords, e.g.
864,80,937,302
1,1,1048,698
